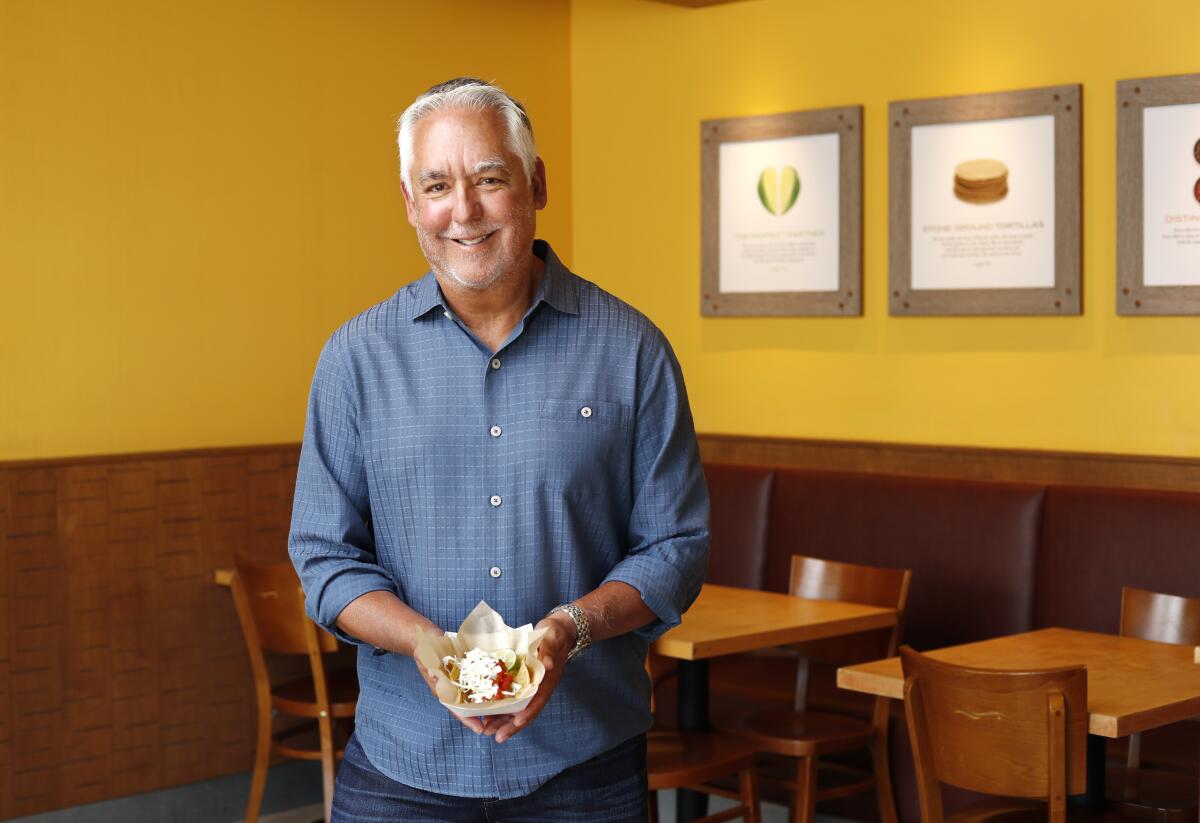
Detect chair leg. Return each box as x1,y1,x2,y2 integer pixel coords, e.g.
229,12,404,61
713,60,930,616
648,789,659,823
790,756,817,823
739,766,761,823
318,714,336,823
872,735,899,823
245,704,271,823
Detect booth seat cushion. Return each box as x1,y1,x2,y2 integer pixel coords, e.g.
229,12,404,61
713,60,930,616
763,470,1046,650
1034,485,1200,633
704,463,775,589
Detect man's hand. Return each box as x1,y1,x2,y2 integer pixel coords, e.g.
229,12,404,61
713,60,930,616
413,633,489,735
335,591,489,733
486,610,576,744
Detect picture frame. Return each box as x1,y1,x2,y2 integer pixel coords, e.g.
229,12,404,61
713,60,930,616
889,85,1081,316
1116,73,1200,315
700,106,862,316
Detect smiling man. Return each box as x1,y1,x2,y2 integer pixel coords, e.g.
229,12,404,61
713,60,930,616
289,78,709,822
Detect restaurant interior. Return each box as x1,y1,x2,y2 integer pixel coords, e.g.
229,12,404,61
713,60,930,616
3,0,1200,821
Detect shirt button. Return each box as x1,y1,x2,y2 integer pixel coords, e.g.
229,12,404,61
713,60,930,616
580,406,593,418
490,495,502,507
490,425,502,437
489,566,502,579
490,358,502,370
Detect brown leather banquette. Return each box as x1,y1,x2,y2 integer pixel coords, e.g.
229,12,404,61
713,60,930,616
691,463,1200,822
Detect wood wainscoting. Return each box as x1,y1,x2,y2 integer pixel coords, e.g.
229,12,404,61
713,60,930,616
697,433,1200,493
1,434,1199,817
0,444,302,819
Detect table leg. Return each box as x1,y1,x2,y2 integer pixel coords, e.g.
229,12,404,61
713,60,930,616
1068,734,1107,810
676,659,709,823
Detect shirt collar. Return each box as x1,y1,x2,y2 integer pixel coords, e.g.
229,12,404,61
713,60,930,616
535,240,580,317
408,239,580,320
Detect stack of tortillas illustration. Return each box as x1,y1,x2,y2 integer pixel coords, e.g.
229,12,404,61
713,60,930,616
954,158,1009,204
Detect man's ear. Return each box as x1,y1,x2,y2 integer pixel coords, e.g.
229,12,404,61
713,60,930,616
402,181,418,227
531,158,548,210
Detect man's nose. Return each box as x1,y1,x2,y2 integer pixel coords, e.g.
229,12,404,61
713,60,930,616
451,184,481,224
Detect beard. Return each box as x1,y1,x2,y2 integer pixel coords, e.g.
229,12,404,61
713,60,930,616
416,209,535,292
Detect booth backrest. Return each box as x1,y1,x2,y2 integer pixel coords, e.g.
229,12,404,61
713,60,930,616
704,463,775,590
1035,485,1200,633
704,459,1200,649
761,469,1045,650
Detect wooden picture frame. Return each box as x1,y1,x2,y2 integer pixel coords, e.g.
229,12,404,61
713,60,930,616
700,106,862,316
889,85,1081,316
1117,73,1200,315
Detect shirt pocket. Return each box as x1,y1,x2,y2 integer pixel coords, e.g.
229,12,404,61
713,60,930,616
539,399,631,427
533,399,633,498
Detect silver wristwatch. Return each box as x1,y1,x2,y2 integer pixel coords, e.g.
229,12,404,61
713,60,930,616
549,602,591,662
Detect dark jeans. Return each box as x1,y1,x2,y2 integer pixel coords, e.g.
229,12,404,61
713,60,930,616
331,733,648,823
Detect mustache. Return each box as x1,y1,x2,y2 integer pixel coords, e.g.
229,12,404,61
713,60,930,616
439,225,501,241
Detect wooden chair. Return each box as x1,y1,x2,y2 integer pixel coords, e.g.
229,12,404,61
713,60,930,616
1110,586,1200,822
230,556,357,823
900,645,1147,822
714,555,911,823
646,653,762,823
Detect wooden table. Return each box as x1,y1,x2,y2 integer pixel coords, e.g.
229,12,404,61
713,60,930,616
837,627,1200,808
655,584,898,823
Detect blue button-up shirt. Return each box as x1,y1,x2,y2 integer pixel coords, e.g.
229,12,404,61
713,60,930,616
289,241,709,798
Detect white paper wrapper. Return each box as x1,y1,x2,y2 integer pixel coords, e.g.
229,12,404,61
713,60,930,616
414,601,548,717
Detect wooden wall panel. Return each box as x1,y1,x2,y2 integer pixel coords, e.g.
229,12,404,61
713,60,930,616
0,444,301,819
1,436,1198,817
697,433,1200,493
0,469,10,816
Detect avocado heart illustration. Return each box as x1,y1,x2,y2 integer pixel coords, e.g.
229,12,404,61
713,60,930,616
757,165,801,215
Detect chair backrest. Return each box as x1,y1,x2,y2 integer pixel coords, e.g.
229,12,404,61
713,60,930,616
233,556,337,655
900,645,1088,822
790,554,911,611
789,554,912,656
1120,586,1200,646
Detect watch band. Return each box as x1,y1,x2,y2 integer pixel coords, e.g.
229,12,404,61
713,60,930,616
549,602,591,661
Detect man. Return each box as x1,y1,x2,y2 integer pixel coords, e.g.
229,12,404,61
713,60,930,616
289,77,709,821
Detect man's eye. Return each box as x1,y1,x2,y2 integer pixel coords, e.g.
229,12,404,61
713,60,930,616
426,183,447,194
479,177,503,186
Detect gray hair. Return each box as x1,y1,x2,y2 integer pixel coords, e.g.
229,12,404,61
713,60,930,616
397,77,536,191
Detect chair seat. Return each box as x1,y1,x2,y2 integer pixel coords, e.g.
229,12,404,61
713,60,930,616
646,730,760,790
273,723,351,762
272,667,358,717
716,707,875,757
1106,765,1199,822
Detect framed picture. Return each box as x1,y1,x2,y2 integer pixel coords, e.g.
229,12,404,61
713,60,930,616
1117,73,1200,315
889,85,1081,316
700,106,862,316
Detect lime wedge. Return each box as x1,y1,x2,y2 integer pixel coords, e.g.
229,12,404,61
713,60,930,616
497,649,517,671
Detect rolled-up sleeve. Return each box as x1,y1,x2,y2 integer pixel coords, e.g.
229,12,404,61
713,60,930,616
603,329,709,641
289,333,397,644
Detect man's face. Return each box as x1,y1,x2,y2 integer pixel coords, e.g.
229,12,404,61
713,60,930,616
403,107,547,291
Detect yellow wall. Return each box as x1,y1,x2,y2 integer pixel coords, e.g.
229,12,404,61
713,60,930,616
7,0,1200,462
0,0,572,460
570,0,1200,456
